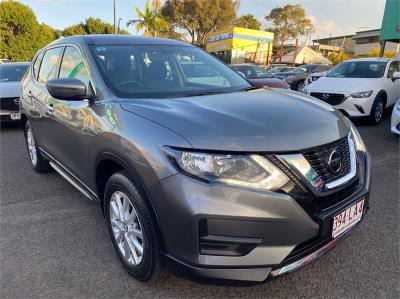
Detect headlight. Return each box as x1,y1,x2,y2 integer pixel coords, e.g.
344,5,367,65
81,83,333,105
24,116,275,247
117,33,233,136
167,150,290,191
349,122,366,152
350,90,373,98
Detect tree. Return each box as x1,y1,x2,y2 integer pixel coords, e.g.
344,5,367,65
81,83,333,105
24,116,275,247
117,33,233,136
327,52,348,65
126,0,168,37
62,17,128,36
265,5,314,59
162,0,239,47
0,0,56,61
234,14,261,30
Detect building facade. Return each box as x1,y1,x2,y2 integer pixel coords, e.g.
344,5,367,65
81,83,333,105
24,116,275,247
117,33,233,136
205,27,274,65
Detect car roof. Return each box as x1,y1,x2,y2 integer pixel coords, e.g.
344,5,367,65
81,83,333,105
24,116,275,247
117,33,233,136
344,57,390,63
0,62,29,66
49,34,192,47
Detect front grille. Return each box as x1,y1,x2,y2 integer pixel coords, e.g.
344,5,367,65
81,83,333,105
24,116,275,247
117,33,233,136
0,97,19,111
310,92,345,105
315,178,360,211
303,137,351,184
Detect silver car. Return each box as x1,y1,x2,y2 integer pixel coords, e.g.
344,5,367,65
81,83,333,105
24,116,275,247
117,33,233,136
20,35,371,283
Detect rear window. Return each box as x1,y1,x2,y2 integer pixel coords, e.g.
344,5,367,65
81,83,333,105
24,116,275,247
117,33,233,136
0,64,29,82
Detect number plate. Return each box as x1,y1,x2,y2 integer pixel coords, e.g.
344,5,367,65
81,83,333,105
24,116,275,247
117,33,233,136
10,112,21,120
332,199,364,238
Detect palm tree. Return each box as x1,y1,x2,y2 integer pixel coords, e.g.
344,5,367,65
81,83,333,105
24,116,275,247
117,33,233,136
126,0,167,37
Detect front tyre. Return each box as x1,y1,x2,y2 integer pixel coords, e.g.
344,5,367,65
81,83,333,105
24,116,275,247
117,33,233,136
296,80,305,91
104,171,161,282
24,121,51,173
369,96,385,125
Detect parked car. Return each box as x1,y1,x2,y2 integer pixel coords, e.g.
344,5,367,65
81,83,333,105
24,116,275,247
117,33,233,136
0,62,29,123
275,64,332,90
391,99,400,135
230,64,289,89
304,58,400,124
21,35,370,283
268,66,296,74
0,58,11,64
304,70,330,87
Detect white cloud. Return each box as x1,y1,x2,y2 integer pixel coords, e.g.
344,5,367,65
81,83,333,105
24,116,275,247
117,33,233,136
307,15,344,39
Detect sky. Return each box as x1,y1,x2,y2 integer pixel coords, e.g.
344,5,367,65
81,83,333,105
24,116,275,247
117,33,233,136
19,0,387,42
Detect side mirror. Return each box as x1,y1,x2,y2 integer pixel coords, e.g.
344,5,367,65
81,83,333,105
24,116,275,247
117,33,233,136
46,78,90,101
392,71,400,81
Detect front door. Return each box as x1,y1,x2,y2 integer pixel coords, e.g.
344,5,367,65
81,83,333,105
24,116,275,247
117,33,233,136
46,45,94,182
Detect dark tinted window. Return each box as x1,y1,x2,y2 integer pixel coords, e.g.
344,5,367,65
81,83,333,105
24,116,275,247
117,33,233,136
328,61,387,78
0,64,28,82
38,47,63,84
33,52,44,80
59,46,90,88
232,65,273,79
91,45,249,98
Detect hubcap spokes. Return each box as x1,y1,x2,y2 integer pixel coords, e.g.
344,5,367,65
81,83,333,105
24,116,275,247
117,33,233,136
375,102,383,121
27,128,37,166
110,191,144,265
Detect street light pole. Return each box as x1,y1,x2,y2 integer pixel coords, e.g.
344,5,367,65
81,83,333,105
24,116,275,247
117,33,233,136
113,0,117,34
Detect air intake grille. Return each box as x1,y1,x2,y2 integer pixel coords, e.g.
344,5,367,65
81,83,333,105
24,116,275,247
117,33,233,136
0,97,19,111
310,92,345,105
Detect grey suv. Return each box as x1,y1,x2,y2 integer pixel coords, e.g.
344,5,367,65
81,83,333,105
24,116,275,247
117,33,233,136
20,35,370,283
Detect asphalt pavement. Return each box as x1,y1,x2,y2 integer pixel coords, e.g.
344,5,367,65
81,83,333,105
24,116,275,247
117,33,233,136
0,115,399,298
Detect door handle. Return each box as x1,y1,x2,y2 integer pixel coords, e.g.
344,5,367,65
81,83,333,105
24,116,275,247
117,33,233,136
47,103,55,112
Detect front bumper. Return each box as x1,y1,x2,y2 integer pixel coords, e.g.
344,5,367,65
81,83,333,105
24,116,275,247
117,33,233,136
149,152,371,282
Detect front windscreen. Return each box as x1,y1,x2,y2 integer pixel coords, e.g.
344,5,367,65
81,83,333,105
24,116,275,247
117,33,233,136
0,64,29,82
91,45,250,98
328,61,387,78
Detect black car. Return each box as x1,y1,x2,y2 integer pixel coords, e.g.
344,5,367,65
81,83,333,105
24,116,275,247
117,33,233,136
274,64,332,91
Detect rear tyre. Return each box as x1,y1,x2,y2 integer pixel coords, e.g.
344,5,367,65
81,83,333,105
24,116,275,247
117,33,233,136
296,80,305,91
24,121,51,173
104,171,161,282
369,96,385,125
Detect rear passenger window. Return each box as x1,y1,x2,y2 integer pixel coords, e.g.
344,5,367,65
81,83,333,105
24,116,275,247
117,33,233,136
59,46,90,89
37,47,63,84
33,52,44,80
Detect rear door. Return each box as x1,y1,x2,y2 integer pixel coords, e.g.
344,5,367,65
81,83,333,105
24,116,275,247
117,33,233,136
27,47,63,151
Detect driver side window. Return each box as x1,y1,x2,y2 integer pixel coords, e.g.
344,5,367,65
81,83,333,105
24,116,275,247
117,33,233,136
59,46,90,90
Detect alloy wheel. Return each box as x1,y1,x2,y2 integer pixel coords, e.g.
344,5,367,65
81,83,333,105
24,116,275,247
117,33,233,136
110,191,145,266
26,128,37,166
375,101,384,122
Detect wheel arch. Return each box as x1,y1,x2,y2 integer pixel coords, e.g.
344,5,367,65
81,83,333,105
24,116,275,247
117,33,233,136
95,152,167,251
376,90,388,106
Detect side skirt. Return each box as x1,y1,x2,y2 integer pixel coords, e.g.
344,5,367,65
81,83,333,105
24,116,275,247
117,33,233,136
39,148,99,201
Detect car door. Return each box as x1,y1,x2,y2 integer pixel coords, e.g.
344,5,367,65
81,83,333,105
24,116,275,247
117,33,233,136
27,46,63,152
46,45,94,181
385,61,400,106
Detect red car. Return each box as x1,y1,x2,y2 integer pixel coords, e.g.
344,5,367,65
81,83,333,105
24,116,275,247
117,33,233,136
230,64,290,89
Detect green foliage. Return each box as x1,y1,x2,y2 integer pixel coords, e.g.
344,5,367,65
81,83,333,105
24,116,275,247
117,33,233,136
327,52,348,65
0,0,55,61
351,48,396,59
234,14,261,30
265,4,314,44
62,17,128,36
127,0,168,37
162,0,239,47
